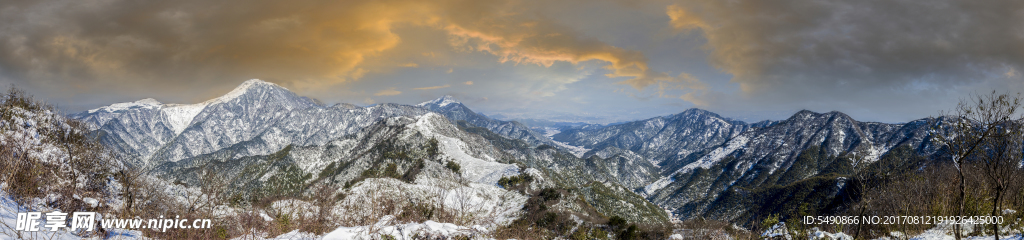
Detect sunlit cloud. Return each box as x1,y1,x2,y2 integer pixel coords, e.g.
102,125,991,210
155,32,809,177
441,23,696,91
413,84,451,90
0,0,697,107
374,87,402,96
666,5,710,32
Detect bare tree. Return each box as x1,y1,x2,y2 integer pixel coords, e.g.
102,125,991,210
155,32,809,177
935,91,1024,240
304,181,340,234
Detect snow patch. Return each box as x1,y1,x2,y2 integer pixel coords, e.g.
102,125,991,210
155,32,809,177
161,103,206,134
680,135,749,172
761,222,791,239
861,145,886,164
543,127,590,157
643,177,674,196
409,113,519,185
320,216,484,240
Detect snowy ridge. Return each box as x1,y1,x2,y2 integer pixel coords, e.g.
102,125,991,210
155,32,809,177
201,79,282,106
551,108,750,165
418,95,559,148
417,95,460,108
158,79,279,134
408,113,520,185
80,79,277,135
72,79,325,165
87,98,161,113
644,110,947,222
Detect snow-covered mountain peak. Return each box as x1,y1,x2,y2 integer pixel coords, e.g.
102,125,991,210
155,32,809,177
790,109,821,120
87,98,162,113
679,108,712,115
417,95,461,108
202,79,284,105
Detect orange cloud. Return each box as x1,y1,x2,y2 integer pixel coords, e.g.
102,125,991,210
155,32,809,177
413,84,451,90
442,21,687,90
666,5,710,31
374,87,402,96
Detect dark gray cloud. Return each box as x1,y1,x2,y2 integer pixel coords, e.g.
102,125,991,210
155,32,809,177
668,0,1024,121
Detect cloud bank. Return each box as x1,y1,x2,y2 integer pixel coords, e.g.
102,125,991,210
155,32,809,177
667,0,1024,120
0,0,698,108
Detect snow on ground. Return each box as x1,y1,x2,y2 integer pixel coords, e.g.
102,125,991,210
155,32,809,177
862,145,886,164
408,113,520,185
233,215,488,240
641,177,674,196
269,199,319,221
807,227,853,240
342,177,527,226
0,189,147,240
678,135,749,173
234,176,522,240
1,107,72,165
761,222,791,239
543,128,590,158
322,215,486,240
230,230,318,240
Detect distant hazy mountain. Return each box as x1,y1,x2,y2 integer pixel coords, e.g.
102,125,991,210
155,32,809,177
553,108,756,165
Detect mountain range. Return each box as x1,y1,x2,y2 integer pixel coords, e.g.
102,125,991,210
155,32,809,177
73,79,948,226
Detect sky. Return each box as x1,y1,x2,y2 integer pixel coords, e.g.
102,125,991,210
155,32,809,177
2,0,1024,124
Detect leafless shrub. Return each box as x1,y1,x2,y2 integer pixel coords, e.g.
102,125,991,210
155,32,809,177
231,210,268,240
300,182,340,235
0,86,125,239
